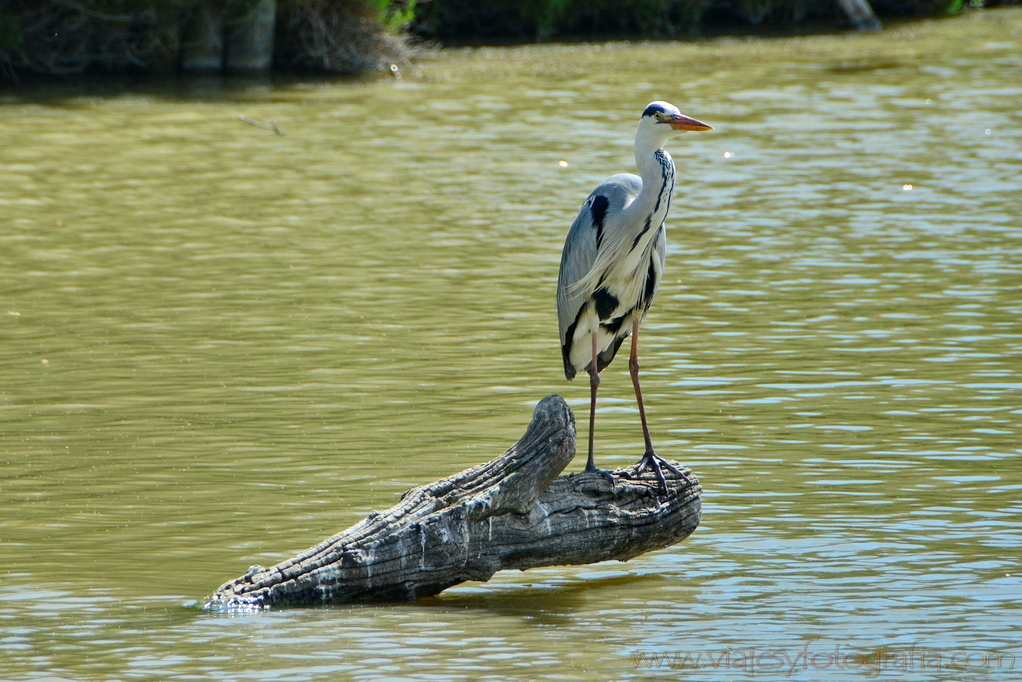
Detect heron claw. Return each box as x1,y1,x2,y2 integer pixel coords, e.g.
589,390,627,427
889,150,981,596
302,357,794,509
629,450,693,495
584,463,618,487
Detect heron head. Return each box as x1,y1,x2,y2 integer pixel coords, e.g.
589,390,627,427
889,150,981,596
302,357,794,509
639,101,713,139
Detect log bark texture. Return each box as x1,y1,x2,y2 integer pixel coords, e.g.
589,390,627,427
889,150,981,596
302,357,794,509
204,395,701,610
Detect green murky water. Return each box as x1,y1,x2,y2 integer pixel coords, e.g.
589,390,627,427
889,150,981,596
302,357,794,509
2,8,1021,680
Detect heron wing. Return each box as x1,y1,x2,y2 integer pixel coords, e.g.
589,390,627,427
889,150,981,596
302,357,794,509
557,174,642,376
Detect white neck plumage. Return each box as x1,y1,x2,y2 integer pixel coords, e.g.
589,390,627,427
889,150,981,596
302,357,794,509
628,134,677,229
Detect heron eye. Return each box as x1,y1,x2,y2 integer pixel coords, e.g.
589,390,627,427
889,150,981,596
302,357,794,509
654,112,662,120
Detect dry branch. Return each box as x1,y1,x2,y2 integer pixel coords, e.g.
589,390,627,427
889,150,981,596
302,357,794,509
204,395,701,610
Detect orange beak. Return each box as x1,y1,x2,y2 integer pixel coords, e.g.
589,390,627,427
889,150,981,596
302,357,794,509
669,114,714,131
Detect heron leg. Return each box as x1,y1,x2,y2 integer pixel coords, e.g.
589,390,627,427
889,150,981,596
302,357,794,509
586,329,600,472
628,319,693,491
629,318,654,455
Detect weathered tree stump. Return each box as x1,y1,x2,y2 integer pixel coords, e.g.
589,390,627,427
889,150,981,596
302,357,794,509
204,395,701,610
836,0,882,31
225,0,277,71
180,3,225,72
180,0,277,73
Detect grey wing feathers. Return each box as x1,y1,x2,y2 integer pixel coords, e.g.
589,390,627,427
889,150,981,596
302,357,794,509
556,207,597,346
556,173,643,348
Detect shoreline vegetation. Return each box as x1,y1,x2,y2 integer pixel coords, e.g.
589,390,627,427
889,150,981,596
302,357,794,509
0,0,1014,80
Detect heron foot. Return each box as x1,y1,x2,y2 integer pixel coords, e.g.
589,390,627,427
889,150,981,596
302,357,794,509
627,450,693,495
583,462,618,487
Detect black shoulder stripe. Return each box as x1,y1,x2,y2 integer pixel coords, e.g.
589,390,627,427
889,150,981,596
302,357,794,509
590,195,609,249
561,308,584,380
593,286,619,321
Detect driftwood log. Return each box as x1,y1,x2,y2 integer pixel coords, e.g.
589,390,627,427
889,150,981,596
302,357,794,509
204,395,701,609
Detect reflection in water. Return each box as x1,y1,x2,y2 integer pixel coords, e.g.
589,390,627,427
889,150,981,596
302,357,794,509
1,7,1021,680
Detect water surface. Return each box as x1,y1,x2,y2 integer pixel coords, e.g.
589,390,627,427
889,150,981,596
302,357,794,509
2,8,1021,680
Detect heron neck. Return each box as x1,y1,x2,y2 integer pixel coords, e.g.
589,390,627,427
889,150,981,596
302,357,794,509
631,135,676,217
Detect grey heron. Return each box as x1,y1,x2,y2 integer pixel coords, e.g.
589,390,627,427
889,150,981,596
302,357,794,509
556,101,712,489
